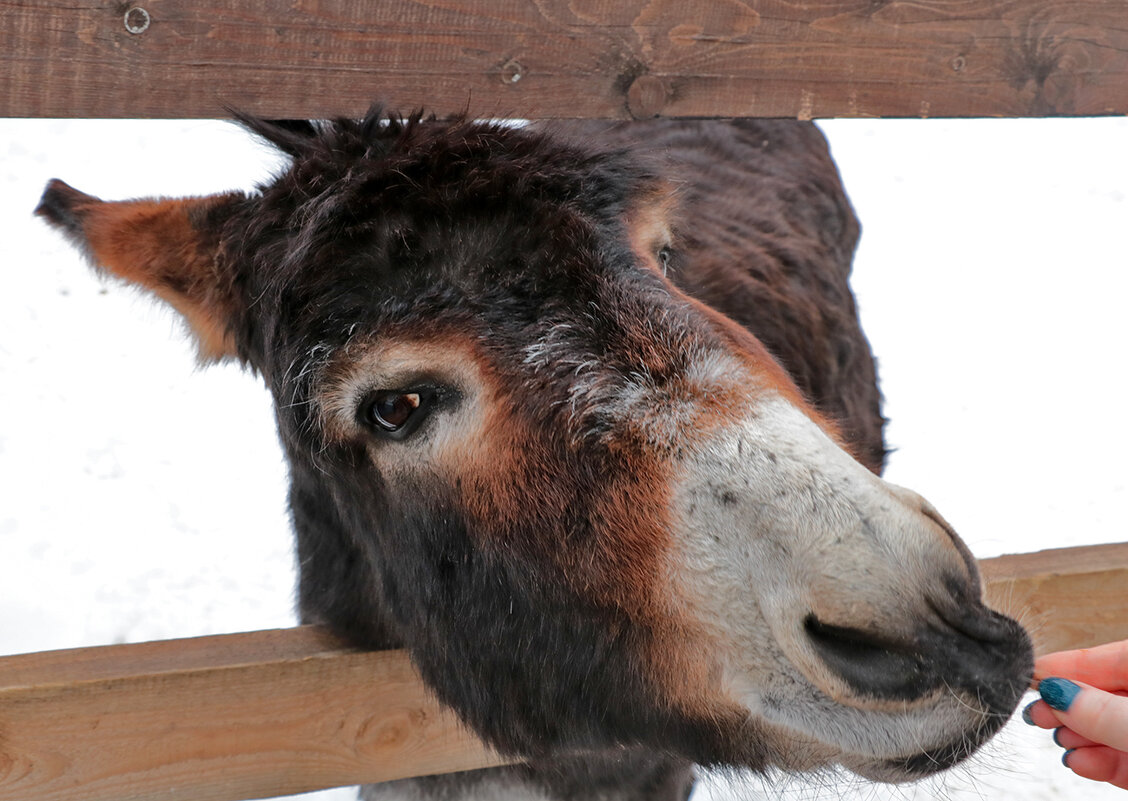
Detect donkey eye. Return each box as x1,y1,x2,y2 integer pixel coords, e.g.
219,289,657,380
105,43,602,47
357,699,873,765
657,245,673,274
363,390,433,438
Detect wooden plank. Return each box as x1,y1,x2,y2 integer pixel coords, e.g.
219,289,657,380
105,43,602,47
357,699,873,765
0,628,510,801
1,0,1126,120
982,541,1128,657
0,542,1125,801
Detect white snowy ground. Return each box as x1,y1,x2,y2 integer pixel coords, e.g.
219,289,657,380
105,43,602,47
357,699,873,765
1,116,1126,801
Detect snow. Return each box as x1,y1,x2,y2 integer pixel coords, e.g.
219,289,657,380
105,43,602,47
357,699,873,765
2,116,1126,800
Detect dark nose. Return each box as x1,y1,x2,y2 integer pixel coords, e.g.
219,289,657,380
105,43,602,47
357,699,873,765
805,596,1033,710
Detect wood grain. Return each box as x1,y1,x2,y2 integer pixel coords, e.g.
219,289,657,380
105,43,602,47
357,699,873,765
2,0,1126,119
0,542,1125,800
982,541,1128,657
0,628,511,801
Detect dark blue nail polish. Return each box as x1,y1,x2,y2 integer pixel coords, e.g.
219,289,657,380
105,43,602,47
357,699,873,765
1052,727,1065,747
1021,700,1037,725
1062,748,1075,768
1040,677,1082,712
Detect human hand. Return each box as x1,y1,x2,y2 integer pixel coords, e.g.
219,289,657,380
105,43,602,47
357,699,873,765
1024,638,1128,789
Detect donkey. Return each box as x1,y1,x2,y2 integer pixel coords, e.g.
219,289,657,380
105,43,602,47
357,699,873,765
36,111,1032,801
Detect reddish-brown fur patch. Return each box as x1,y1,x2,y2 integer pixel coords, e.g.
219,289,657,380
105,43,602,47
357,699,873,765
669,286,848,452
321,325,732,717
461,362,673,617
463,395,734,718
54,188,240,361
627,184,677,270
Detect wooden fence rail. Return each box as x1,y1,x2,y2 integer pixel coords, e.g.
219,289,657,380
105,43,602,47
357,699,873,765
0,629,509,801
1,541,1126,801
3,0,1128,120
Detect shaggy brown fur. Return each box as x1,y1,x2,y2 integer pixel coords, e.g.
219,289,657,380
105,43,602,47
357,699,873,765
36,112,1030,801
545,119,885,472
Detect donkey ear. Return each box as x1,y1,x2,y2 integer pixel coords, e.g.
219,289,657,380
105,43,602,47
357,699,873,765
36,179,246,362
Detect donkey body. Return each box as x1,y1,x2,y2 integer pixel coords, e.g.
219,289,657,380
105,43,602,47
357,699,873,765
38,113,1031,801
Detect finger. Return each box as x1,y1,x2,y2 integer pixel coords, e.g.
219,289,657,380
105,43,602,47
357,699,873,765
1063,746,1128,790
1034,640,1128,692
1053,726,1099,750
1040,678,1128,751
1022,698,1061,729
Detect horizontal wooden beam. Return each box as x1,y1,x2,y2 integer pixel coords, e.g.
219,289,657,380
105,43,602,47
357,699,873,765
981,541,1128,656
1,542,1126,801
0,628,511,801
3,0,1126,120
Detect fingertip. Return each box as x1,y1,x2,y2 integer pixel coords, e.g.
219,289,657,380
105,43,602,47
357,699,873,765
1040,677,1082,712
1022,698,1063,729
1043,680,1128,752
1062,745,1128,788
1062,748,1075,768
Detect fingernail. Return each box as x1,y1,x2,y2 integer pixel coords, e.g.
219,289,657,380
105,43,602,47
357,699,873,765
1021,700,1037,725
1052,727,1065,747
1040,677,1081,712
1062,748,1075,768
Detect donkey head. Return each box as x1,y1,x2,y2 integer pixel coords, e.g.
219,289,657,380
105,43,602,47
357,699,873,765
37,111,1031,782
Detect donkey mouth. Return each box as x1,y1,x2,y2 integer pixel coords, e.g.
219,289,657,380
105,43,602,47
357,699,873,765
833,711,1005,783
800,605,1033,781
849,648,1031,782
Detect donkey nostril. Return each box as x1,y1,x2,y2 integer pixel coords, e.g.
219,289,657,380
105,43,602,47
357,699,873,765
804,615,930,700
804,615,908,660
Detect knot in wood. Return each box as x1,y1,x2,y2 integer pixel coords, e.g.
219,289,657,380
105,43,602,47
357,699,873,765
124,7,151,35
626,75,669,119
500,59,524,85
